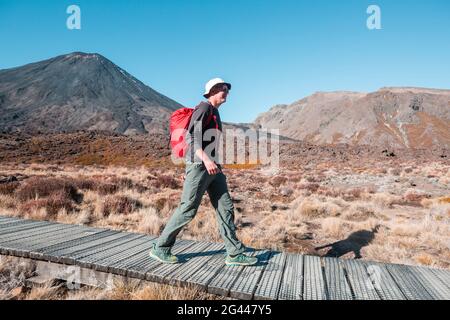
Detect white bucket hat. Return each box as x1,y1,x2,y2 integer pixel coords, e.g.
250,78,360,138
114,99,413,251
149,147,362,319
203,78,231,98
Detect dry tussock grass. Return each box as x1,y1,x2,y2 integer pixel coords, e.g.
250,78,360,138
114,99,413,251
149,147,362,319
15,176,79,202
135,206,164,235
0,194,17,209
0,160,448,299
0,256,223,300
101,195,142,217
290,195,342,219
19,191,75,216
0,255,36,300
0,181,20,195
149,174,181,189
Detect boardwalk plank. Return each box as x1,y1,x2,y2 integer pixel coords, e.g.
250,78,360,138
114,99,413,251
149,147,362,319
360,261,406,300
229,250,272,300
341,260,380,300
386,264,433,300
303,255,327,300
46,232,135,264
409,266,450,300
277,253,303,300
0,225,85,258
0,224,85,256
186,246,227,290
95,236,159,276
146,241,211,283
0,217,22,225
430,268,450,290
0,220,51,236
206,250,259,297
74,234,146,270
71,233,140,260
21,226,98,252
0,217,449,300
0,223,79,245
254,251,287,300
167,243,224,287
0,219,47,229
81,235,152,273
123,239,195,279
30,229,113,262
323,257,353,300
0,221,28,229
0,216,20,222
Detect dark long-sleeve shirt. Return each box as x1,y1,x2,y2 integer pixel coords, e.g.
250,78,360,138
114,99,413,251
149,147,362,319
186,101,222,163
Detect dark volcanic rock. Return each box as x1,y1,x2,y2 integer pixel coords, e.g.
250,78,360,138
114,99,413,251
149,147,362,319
0,52,182,135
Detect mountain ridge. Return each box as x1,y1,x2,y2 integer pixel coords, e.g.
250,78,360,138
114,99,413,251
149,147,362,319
254,87,450,149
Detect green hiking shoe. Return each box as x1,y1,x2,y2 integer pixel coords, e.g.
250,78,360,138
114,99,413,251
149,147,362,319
225,253,258,266
149,243,179,264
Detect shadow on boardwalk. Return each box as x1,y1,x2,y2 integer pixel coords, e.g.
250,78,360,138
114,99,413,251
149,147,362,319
176,246,275,267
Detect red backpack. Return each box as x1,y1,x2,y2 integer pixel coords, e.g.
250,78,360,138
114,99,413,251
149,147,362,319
169,104,218,159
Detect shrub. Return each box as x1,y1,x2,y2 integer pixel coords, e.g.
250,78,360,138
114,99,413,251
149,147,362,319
0,182,20,195
152,175,180,189
15,177,78,202
19,191,74,216
317,187,340,198
269,176,288,187
288,175,302,183
403,191,431,205
403,167,413,174
102,196,142,216
298,183,320,193
0,195,17,209
306,176,319,183
45,191,75,215
154,197,167,212
73,176,127,195
70,178,97,190
388,168,401,176
95,183,119,195
109,177,134,189
342,187,363,201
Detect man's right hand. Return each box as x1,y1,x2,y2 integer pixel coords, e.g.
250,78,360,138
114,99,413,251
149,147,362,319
203,158,221,175
195,148,221,175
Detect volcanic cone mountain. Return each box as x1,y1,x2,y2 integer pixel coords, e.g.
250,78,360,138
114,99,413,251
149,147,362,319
0,52,182,135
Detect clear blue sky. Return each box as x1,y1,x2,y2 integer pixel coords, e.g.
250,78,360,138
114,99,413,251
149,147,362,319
1,0,449,123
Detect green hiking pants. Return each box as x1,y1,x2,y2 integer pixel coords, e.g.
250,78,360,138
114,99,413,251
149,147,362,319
155,162,246,256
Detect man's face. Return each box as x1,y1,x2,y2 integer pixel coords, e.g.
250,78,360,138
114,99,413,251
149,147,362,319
209,84,229,104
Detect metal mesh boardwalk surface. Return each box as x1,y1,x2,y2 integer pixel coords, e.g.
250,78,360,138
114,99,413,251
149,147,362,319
0,215,448,300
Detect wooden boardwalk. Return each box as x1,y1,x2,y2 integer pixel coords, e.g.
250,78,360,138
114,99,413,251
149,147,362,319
0,215,449,300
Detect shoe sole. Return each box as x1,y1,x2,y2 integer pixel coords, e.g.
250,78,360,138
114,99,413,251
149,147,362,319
149,250,178,264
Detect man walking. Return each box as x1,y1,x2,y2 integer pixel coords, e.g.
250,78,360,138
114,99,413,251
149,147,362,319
149,78,258,266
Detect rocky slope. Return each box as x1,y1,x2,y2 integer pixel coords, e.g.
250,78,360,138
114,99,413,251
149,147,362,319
254,87,450,149
0,52,182,135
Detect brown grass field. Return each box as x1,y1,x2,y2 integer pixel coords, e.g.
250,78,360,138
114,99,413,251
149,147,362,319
0,133,449,299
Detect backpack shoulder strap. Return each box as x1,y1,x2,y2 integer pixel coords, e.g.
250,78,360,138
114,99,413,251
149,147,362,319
206,104,213,125
190,102,218,130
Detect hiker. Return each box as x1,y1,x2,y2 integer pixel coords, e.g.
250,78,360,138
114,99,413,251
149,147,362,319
149,78,258,266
